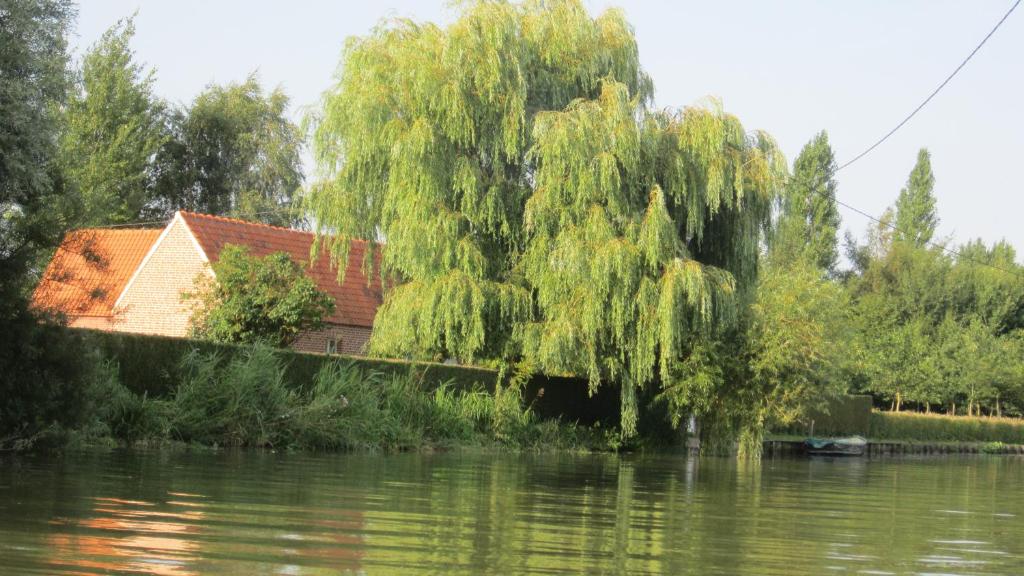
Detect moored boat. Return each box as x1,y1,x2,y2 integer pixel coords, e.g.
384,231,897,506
803,435,867,456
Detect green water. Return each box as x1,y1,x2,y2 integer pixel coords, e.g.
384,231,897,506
1,451,1022,575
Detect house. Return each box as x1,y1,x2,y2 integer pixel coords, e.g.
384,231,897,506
31,211,383,355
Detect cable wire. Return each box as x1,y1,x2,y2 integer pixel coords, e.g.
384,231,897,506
836,0,1021,172
797,0,1023,278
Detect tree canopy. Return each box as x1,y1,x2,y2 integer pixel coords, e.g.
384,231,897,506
155,75,304,226
59,16,165,226
188,245,335,347
307,0,788,437
1,0,75,286
845,147,1024,417
0,0,103,445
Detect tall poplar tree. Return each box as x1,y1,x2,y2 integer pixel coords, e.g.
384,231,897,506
60,17,165,225
893,148,938,247
307,0,787,437
774,131,840,272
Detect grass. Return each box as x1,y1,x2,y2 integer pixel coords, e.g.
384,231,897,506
869,410,1024,444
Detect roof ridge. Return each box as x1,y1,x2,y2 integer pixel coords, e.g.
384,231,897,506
70,227,162,234
177,210,371,246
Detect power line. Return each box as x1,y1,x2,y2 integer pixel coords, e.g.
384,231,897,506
836,0,1021,172
794,0,1023,278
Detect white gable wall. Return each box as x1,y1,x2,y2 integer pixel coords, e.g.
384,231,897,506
111,216,211,337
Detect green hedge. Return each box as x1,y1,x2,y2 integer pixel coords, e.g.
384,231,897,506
76,329,648,429
869,411,1024,444
78,329,499,398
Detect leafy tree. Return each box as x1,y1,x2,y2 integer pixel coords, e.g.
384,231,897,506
946,240,1024,334
59,16,165,225
1,0,75,288
306,1,787,437
154,75,303,226
660,257,851,454
188,244,334,347
893,148,938,247
0,0,106,447
774,131,840,272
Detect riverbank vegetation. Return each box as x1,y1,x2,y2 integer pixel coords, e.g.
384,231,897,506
21,344,608,452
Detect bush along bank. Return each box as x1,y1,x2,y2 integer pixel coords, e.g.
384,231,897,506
52,345,621,452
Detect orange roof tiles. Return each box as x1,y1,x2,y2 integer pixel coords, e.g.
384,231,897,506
179,212,382,327
32,228,162,317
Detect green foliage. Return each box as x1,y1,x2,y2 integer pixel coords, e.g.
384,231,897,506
662,256,853,457
774,394,873,436
82,328,503,398
774,131,840,272
307,0,787,437
188,244,335,347
81,358,167,442
869,411,1024,444
59,16,166,225
141,343,595,451
745,259,851,426
171,346,296,447
154,75,303,225
842,146,1021,416
893,148,938,247
1,0,75,296
0,317,98,449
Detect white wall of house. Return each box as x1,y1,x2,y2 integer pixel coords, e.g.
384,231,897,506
111,216,210,338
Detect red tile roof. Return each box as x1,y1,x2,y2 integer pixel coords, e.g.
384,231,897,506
32,228,162,317
179,212,382,327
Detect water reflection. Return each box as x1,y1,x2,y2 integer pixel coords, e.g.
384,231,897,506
0,451,1022,575
47,494,204,575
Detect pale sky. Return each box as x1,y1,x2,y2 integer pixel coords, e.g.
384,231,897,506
72,1,1024,261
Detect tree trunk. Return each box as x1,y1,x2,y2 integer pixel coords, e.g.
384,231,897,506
894,392,902,412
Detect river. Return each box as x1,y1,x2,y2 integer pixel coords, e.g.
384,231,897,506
1,450,1022,575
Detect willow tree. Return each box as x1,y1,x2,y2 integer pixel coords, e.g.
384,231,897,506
307,0,787,437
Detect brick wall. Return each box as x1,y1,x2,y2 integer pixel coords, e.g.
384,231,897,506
112,217,210,337
292,324,372,356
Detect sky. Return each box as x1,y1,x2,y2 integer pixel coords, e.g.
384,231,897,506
71,1,1024,259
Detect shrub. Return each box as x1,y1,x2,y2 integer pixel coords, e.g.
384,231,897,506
187,244,335,347
289,363,489,450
